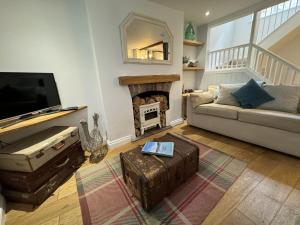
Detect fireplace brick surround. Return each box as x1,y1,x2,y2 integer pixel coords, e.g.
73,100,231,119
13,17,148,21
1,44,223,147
119,75,180,137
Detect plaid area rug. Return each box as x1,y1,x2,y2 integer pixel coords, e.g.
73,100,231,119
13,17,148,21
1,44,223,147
76,135,246,225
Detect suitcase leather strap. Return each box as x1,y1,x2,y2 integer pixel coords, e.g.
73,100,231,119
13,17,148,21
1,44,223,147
174,148,184,158
152,136,186,186
151,155,171,194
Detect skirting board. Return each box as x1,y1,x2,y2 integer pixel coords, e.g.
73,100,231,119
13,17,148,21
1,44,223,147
170,118,184,127
107,118,184,149
107,135,132,149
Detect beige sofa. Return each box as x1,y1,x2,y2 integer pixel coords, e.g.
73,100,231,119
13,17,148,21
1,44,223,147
187,97,300,157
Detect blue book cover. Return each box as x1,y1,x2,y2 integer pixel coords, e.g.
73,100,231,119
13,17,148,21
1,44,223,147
141,142,174,157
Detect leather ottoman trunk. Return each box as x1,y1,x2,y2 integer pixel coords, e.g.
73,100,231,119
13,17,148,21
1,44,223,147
2,141,85,205
0,126,79,172
0,141,84,193
120,133,199,211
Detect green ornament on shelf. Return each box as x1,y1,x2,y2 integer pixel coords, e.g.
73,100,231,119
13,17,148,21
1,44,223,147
185,22,196,40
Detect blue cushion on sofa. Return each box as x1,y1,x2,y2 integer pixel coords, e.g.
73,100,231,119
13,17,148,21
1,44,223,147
231,79,275,108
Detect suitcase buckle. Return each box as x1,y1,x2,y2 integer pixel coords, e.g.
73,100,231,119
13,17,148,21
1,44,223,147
36,151,45,159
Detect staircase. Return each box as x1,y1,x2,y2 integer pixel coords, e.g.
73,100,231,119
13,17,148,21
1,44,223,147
249,44,300,85
207,0,300,85
207,43,300,85
256,0,300,46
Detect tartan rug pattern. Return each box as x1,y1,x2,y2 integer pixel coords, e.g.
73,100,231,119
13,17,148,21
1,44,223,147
76,135,246,225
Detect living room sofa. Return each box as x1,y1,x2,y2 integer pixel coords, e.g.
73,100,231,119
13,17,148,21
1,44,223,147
186,85,300,157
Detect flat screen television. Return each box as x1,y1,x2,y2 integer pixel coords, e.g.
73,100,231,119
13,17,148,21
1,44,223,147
0,72,61,122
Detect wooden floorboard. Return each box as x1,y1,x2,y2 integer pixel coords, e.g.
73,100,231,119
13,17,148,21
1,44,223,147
5,123,300,225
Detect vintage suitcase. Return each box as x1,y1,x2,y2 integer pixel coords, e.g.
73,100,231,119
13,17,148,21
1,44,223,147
0,126,79,172
2,143,84,205
0,141,83,193
120,133,199,211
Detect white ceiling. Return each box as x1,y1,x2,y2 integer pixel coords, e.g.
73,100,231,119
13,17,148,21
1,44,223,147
148,0,271,25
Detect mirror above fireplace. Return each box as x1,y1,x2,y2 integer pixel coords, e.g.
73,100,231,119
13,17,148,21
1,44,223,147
120,13,173,65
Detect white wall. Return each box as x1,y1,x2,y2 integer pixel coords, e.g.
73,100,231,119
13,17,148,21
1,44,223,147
231,14,253,46
198,68,262,90
85,0,184,144
208,14,252,51
209,22,235,51
0,0,105,129
198,17,261,91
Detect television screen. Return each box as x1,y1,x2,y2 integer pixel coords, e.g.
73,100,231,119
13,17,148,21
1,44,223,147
0,73,61,121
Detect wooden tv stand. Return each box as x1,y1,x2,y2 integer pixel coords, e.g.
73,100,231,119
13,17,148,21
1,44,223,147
0,106,87,136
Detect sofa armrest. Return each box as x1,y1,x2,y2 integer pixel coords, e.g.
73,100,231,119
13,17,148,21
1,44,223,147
190,92,214,108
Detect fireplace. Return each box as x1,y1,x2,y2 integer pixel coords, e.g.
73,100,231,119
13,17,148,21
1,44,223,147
139,102,161,135
118,75,180,137
132,91,169,136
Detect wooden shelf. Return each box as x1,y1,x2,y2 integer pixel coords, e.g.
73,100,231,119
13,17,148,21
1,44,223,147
183,39,205,47
119,74,180,85
0,106,87,136
183,67,205,71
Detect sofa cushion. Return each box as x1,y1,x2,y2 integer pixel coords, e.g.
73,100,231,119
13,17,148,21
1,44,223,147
232,79,274,108
258,85,300,113
190,92,214,108
194,103,240,120
215,81,264,106
215,83,243,106
238,109,300,133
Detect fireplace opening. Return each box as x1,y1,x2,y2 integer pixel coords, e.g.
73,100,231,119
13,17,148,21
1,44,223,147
135,91,169,109
145,111,158,121
132,91,169,137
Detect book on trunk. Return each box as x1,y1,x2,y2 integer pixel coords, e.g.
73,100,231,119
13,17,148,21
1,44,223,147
141,141,174,157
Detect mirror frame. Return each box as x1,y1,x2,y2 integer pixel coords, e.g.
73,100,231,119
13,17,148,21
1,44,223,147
120,13,173,65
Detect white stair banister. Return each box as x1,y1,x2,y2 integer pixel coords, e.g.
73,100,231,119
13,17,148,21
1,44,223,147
207,43,300,85
250,44,300,85
207,44,249,70
256,0,300,44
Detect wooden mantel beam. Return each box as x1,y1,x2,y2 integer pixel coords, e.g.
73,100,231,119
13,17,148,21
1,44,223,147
119,75,180,85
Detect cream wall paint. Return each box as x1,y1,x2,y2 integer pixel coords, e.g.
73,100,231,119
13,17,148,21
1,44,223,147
0,0,104,131
270,26,300,67
85,0,184,144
